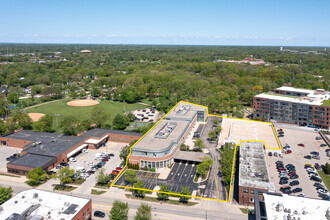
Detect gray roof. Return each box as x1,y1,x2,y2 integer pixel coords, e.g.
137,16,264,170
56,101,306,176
174,151,204,163
8,154,56,169
4,130,60,142
81,128,142,138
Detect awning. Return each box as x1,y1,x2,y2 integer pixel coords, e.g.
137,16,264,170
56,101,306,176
67,144,88,158
85,135,108,144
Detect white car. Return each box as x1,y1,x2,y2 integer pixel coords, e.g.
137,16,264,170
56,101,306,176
82,149,88,153
69,157,76,162
306,168,315,172
87,161,95,166
318,189,328,194
297,194,305,197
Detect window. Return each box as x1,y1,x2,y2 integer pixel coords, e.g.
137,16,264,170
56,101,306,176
250,190,254,194
243,189,249,194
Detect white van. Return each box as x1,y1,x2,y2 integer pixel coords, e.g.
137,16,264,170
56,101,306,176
95,153,102,158
75,167,86,173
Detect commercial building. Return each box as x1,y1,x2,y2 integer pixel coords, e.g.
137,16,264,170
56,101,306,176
0,189,91,220
0,128,141,175
254,190,330,220
238,141,275,206
253,86,330,128
129,102,207,169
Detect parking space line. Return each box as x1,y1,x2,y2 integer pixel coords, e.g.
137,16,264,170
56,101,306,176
178,164,188,182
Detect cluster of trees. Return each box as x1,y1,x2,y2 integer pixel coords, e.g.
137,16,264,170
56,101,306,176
109,200,151,220
219,143,236,189
112,113,135,130
324,163,330,175
193,139,205,151
196,156,213,179
0,185,12,205
0,44,328,119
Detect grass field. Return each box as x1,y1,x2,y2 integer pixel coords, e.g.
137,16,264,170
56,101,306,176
25,99,149,124
318,170,330,191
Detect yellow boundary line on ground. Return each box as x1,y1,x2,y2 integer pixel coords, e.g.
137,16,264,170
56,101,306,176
110,101,282,202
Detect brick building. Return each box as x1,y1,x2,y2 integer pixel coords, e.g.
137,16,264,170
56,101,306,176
253,87,330,129
0,189,92,220
0,128,141,175
238,142,275,206
129,101,207,169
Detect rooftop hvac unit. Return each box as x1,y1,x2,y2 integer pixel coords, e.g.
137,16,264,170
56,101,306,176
33,193,38,198
64,202,70,207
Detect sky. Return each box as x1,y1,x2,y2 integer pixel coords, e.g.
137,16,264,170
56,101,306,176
0,0,329,46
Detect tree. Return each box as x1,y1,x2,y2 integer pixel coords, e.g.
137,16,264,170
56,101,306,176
91,106,110,128
124,169,138,186
110,200,129,220
52,166,75,185
219,143,235,187
7,91,19,104
120,145,131,164
194,139,205,151
213,119,219,125
208,130,217,139
91,87,101,97
196,156,213,178
157,184,169,201
180,143,188,151
0,186,12,204
324,163,330,175
126,112,135,122
133,180,145,198
34,114,54,132
215,126,222,134
59,116,79,135
180,186,191,203
0,120,7,136
96,168,111,185
112,113,128,130
26,167,48,186
18,113,33,129
135,203,151,220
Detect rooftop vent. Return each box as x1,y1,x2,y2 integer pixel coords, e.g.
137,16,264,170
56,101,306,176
33,193,38,198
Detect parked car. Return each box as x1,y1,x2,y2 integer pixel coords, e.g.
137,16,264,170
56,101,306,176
87,161,95,166
290,174,299,179
278,134,284,137
268,152,273,156
87,170,95,175
292,188,302,193
280,185,291,192
320,144,327,147
277,129,283,132
116,167,122,171
101,158,109,162
284,149,292,154
60,162,69,166
297,194,305,197
298,143,305,147
314,182,324,188
305,163,313,168
315,137,322,140
318,189,328,194
310,151,319,156
312,155,320,160
304,155,312,159
82,149,88,153
69,157,76,162
289,180,300,186
119,164,124,169
94,211,105,218
274,152,278,157
279,179,288,185
111,170,119,175
314,163,321,170
288,171,296,176
310,176,322,182
109,153,115,157
56,165,63,169
279,153,283,158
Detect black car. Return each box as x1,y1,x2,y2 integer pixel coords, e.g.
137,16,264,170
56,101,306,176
290,174,299,179
289,180,299,186
96,163,103,168
279,179,288,185
60,162,69,166
320,144,327,147
292,188,302,193
310,175,322,182
310,151,319,156
304,155,312,159
316,186,326,190
286,164,295,169
314,182,323,187
278,134,284,137
280,186,291,192
92,165,99,170
109,153,114,157
319,194,330,201
275,160,283,164
94,211,105,218
87,170,95,175
268,152,273,156
280,177,289,181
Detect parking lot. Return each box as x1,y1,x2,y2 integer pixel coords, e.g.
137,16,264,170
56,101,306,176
115,162,199,194
53,141,126,189
0,146,21,172
267,127,329,199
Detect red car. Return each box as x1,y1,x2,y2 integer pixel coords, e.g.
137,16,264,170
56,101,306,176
284,149,292,154
277,129,283,132
278,168,287,172
102,158,109,162
115,167,122,171
288,171,296,176
298,143,305,147
314,163,321,170
111,170,119,175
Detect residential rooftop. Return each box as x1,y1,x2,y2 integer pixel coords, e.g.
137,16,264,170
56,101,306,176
263,192,330,220
0,189,91,220
239,141,275,191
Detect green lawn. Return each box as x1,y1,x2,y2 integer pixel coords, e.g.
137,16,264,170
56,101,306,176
321,100,330,107
318,170,330,190
91,189,106,195
25,99,149,124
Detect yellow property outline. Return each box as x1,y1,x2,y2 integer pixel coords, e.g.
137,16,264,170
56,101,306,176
110,101,282,202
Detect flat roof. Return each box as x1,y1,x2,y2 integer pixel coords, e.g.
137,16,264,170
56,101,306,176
132,119,190,152
0,189,90,220
239,142,275,191
174,151,203,163
8,154,56,168
165,102,207,121
276,86,315,94
255,93,329,106
80,128,142,138
263,193,330,220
